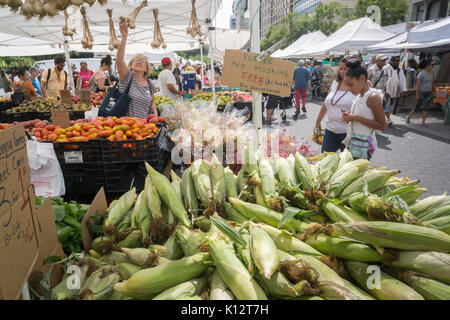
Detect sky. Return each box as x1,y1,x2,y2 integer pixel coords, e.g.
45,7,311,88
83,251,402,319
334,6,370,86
215,0,234,29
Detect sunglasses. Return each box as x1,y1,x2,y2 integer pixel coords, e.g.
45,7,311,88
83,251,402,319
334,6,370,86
133,59,146,64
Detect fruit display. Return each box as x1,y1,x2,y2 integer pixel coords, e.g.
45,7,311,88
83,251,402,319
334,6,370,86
91,92,104,106
190,93,233,105
0,96,11,103
266,129,317,159
33,114,165,143
5,98,92,113
154,95,175,107
41,152,450,300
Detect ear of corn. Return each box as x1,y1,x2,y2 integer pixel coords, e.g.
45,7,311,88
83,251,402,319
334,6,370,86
104,188,137,230
175,226,206,257
131,190,152,240
234,227,256,275
338,148,353,169
253,184,266,207
318,282,364,300
100,251,133,265
384,251,450,284
399,272,450,300
170,170,182,196
327,160,371,198
287,154,299,185
294,152,314,190
164,233,184,260
145,162,191,227
410,194,450,215
423,216,450,235
121,248,154,267
208,154,227,212
91,235,115,254
145,175,162,221
224,201,248,223
320,201,368,223
315,153,339,185
210,270,235,300
108,291,130,300
52,264,89,300
259,157,281,211
191,159,214,208
116,208,133,232
332,221,450,252
339,170,401,200
118,263,142,280
237,168,246,193
224,167,238,198
194,216,212,231
181,167,200,217
277,156,297,187
250,225,280,279
345,261,424,300
292,295,324,300
398,187,429,205
113,252,211,300
341,278,376,300
115,230,142,250
254,271,300,299
419,205,450,222
81,267,121,300
152,277,207,300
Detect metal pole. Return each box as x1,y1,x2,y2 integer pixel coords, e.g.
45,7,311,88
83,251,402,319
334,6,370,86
249,0,261,147
63,37,75,92
208,21,216,106
200,41,204,87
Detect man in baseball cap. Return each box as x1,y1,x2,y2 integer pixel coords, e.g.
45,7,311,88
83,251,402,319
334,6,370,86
158,57,184,101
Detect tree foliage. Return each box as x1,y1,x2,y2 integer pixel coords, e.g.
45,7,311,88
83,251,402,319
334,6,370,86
355,0,409,26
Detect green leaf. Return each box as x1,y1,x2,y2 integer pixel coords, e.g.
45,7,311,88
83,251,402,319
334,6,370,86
53,206,66,222
383,185,417,199
210,216,247,247
45,256,63,264
278,207,301,228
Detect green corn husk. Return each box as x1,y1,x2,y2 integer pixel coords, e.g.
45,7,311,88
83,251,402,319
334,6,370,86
398,272,450,300
287,154,299,185
318,282,365,300
237,168,246,193
294,254,345,288
424,216,450,235
320,201,368,223
210,269,235,300
118,263,142,280
294,152,314,190
315,153,339,185
80,268,121,300
152,277,207,300
91,235,115,254
339,170,401,200
191,159,214,208
194,216,212,231
52,264,89,300
115,230,142,250
175,226,206,257
209,223,268,300
419,205,450,222
337,148,353,169
114,252,211,300
101,251,133,265
145,175,164,241
327,160,371,198
104,188,137,231
145,162,191,227
170,171,182,196
148,245,168,256
259,224,321,256
331,221,450,252
410,194,450,216
342,278,376,300
253,184,266,207
348,192,367,213
345,261,424,300
224,167,238,198
131,191,151,241
259,157,281,211
224,201,248,223
384,251,450,284
250,225,280,279
398,187,429,205
181,167,199,217
305,234,382,262
277,156,297,188
235,227,255,275
164,233,184,260
121,247,154,267
208,154,226,212
108,291,130,300
116,209,133,232
243,148,261,184
292,296,324,300
255,271,300,299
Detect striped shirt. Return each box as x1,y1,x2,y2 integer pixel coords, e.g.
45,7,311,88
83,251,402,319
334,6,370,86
119,70,156,118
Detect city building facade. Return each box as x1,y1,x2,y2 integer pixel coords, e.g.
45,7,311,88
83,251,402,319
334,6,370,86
408,0,449,21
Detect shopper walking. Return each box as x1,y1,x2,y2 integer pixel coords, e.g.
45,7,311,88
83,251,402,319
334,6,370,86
342,60,387,160
92,55,113,94
384,56,407,119
77,62,94,90
13,69,37,100
159,57,184,101
365,55,376,69
405,59,435,127
293,60,311,120
315,56,355,153
28,67,42,96
368,54,389,124
40,56,68,99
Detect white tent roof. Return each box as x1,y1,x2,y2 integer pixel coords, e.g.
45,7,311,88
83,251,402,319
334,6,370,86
299,17,395,56
407,16,450,44
271,49,283,58
274,31,327,58
364,32,408,53
0,0,223,53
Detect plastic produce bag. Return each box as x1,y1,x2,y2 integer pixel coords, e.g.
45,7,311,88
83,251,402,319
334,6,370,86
85,106,99,119
27,139,66,197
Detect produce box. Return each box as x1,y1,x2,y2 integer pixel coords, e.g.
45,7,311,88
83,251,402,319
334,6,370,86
81,187,108,251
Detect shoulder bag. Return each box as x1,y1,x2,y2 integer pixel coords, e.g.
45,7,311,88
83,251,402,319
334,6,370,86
347,101,375,160
98,75,133,117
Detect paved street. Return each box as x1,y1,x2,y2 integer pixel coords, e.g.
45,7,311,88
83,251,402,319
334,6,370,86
262,100,450,196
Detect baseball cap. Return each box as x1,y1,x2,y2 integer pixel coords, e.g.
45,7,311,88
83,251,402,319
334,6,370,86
376,54,388,61
161,57,172,66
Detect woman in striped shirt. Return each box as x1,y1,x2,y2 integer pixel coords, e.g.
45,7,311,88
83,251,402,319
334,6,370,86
117,22,158,118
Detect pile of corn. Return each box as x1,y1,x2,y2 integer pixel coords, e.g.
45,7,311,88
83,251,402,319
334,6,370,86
49,149,450,300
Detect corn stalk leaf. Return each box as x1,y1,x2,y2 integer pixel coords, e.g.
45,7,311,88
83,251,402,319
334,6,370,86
278,207,301,228
382,185,418,199
210,216,246,247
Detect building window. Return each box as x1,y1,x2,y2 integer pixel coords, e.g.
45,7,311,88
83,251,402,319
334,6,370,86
416,3,425,21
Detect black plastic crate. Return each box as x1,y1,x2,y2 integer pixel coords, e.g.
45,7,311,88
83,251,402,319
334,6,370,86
60,163,105,195
53,140,103,164
101,131,162,163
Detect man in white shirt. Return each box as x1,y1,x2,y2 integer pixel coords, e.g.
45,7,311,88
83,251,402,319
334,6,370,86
158,57,184,101
384,56,407,120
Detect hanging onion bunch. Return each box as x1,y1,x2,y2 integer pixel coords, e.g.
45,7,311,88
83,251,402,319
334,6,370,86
80,5,94,49
0,0,8,7
6,0,22,12
19,0,34,19
62,8,76,39
43,0,58,17
150,8,167,49
96,0,107,5
107,8,120,51
55,0,70,11
119,0,147,30
187,0,203,37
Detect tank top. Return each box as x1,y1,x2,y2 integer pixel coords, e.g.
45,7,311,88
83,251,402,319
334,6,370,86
324,80,355,134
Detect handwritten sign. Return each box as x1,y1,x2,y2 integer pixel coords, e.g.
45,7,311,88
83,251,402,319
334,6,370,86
221,49,296,97
59,90,73,105
51,110,70,128
76,89,91,105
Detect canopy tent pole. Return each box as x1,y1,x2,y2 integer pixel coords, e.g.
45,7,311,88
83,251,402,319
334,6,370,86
249,0,262,147
208,18,216,106
63,37,75,92
200,40,204,85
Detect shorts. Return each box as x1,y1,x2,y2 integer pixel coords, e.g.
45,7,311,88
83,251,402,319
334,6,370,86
414,91,433,111
321,129,347,153
266,95,279,110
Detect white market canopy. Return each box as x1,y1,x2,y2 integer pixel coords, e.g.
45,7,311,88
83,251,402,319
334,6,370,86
272,31,327,58
299,17,395,56
0,0,224,54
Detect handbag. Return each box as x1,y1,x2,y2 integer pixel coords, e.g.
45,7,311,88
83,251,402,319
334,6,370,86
11,82,26,106
347,101,375,160
98,75,133,117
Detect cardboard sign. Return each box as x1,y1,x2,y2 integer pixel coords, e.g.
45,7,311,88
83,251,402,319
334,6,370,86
59,90,73,105
76,89,91,105
51,110,70,129
0,185,39,300
0,125,30,217
221,49,296,97
81,187,108,251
